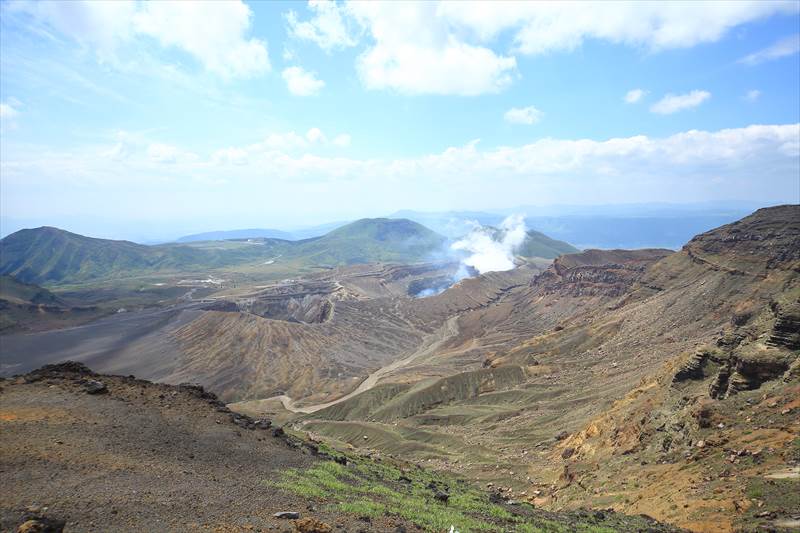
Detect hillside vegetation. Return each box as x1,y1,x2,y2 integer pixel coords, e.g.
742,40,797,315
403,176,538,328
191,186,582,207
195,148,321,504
0,218,446,286
518,229,580,259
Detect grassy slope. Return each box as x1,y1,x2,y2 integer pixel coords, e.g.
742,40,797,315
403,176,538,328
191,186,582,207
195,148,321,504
0,219,446,286
272,441,681,532
0,275,63,305
518,230,580,259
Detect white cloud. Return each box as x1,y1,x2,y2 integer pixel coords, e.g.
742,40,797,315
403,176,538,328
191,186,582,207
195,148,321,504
282,66,325,96
0,103,20,119
286,0,358,52
624,89,646,104
347,2,516,96
147,143,180,164
146,142,198,164
650,90,711,114
282,47,296,62
332,133,352,147
745,89,762,102
739,33,800,65
261,131,310,151
281,1,796,96
211,147,249,166
133,1,269,79
7,0,137,61
9,0,269,78
306,127,326,143
208,128,349,163
437,1,799,54
5,125,798,219
504,106,543,125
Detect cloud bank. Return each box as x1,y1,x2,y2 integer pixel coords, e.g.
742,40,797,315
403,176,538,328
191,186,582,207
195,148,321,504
285,1,799,95
2,124,798,223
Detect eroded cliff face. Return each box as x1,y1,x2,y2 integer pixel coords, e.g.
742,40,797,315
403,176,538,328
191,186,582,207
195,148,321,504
542,206,800,532
532,248,672,298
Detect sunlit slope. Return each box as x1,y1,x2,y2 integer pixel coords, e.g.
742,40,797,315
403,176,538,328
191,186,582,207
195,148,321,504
0,219,447,285
517,229,579,258
289,205,799,532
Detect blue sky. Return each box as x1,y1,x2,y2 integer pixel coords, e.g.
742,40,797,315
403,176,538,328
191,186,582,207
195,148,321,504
1,0,799,240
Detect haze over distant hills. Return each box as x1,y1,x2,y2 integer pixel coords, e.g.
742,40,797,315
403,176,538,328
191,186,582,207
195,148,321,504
1,201,774,249
391,202,765,249
0,219,448,286
176,228,294,242
0,217,581,288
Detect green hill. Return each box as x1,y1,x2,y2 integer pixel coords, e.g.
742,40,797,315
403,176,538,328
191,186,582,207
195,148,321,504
517,229,579,258
0,275,64,306
292,218,446,265
0,219,447,286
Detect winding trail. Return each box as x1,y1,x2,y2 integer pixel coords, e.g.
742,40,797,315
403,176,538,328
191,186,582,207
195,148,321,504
268,316,460,414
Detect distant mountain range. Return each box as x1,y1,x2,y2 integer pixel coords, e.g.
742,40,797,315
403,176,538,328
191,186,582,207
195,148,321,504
176,228,294,242
174,220,350,243
0,219,447,285
0,218,579,286
389,206,757,249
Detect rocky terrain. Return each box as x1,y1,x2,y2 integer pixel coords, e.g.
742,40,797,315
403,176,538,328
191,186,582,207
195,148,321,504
1,205,797,532
248,206,798,533
0,362,683,532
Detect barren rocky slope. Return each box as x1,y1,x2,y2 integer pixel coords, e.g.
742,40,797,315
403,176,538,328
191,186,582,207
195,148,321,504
2,206,797,532
0,362,681,533
267,206,800,533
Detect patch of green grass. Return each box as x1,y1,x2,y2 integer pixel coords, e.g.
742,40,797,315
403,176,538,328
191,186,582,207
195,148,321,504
335,499,386,518
746,485,763,499
267,447,669,532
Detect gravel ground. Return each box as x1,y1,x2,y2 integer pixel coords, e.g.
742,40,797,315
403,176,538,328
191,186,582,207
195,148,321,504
0,363,411,532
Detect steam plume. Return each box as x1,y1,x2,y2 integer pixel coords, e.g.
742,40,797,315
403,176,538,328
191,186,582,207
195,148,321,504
451,214,527,275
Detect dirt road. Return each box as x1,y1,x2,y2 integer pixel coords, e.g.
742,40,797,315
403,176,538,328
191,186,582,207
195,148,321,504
269,315,460,414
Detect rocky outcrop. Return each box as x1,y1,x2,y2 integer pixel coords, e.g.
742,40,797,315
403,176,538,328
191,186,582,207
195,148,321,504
533,249,672,298
767,302,800,350
673,350,715,383
683,205,800,275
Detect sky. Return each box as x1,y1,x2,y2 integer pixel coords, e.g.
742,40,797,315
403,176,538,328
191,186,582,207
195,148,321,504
1,0,799,241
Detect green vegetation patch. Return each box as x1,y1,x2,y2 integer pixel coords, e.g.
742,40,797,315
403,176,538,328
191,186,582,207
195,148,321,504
266,449,672,532
737,476,800,532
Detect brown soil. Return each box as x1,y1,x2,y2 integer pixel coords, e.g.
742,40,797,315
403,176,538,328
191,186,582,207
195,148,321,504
0,363,410,532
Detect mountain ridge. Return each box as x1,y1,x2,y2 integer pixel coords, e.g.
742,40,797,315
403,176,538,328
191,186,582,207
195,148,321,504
0,218,449,286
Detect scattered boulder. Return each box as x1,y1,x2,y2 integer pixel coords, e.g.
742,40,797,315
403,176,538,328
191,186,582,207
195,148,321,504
433,490,449,504
254,419,272,430
555,431,569,441
83,380,107,394
561,447,575,459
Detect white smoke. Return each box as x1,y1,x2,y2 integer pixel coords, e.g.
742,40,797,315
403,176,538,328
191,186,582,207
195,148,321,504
450,214,527,275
